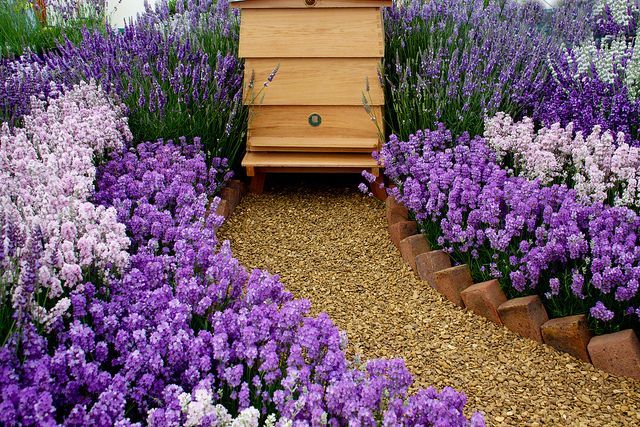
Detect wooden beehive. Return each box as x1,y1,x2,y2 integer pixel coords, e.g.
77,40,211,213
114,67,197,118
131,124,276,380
231,0,390,193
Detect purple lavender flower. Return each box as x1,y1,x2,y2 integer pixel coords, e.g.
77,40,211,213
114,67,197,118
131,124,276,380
571,271,586,300
384,0,592,139
1,136,483,425
381,124,640,330
590,301,616,321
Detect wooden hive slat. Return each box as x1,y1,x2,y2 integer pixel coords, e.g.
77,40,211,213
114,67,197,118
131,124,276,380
248,106,382,139
238,8,383,58
248,136,379,152
244,58,384,106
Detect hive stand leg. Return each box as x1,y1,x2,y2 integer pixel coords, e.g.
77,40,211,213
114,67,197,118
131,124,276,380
249,171,266,194
370,170,387,201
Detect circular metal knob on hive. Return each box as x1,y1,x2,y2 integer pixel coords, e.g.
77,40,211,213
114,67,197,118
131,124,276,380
305,0,317,6
308,113,322,127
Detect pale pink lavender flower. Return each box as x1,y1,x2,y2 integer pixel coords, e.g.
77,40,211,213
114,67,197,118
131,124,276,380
0,81,131,327
152,386,261,427
485,113,640,207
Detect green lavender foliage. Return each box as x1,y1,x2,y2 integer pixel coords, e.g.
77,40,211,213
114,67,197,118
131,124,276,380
383,0,593,141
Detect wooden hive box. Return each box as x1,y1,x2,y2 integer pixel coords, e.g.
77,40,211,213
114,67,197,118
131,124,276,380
231,0,390,193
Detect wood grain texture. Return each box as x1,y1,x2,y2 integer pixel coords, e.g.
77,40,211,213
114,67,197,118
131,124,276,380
231,0,392,9
244,58,384,105
248,137,379,152
242,151,379,168
238,8,383,58
248,166,379,175
248,105,382,139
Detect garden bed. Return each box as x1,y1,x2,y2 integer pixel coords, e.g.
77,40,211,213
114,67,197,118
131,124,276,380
3,0,640,424
376,0,640,376
386,195,640,379
0,1,486,424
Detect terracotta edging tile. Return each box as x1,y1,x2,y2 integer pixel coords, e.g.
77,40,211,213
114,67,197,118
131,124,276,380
433,265,473,307
399,234,431,273
389,220,417,249
460,279,507,325
588,329,640,379
541,315,592,363
415,250,451,288
497,295,549,343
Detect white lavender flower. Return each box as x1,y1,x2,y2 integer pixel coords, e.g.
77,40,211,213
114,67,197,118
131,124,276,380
594,0,639,27
230,407,260,427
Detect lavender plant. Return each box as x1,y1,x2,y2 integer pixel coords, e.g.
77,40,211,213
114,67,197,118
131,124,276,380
0,57,61,126
535,0,640,144
536,0,594,45
383,0,589,140
28,0,247,165
0,0,108,58
137,0,239,54
593,0,640,37
379,126,640,334
0,81,131,344
0,0,48,58
538,38,640,144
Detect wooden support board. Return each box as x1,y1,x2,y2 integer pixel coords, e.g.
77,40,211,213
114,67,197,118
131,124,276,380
239,8,384,58
248,137,379,152
243,152,379,171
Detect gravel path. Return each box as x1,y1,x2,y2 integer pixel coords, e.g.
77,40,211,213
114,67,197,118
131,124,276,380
219,175,640,426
